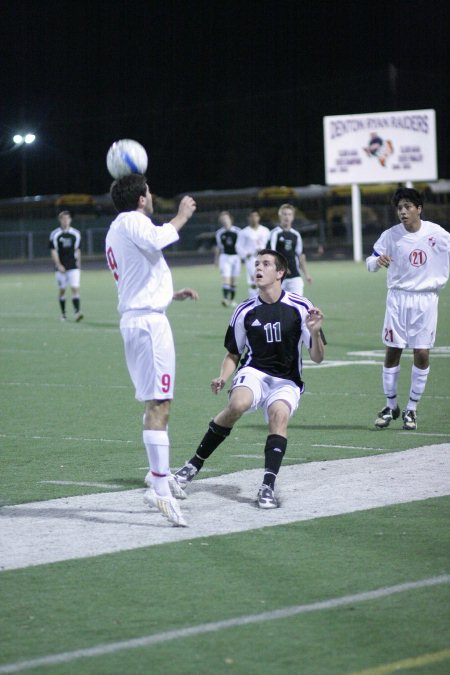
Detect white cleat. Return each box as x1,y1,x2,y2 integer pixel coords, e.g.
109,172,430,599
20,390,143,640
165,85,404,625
144,471,187,499
144,489,187,527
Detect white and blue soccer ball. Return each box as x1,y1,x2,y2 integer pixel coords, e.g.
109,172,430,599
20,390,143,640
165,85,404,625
106,139,148,179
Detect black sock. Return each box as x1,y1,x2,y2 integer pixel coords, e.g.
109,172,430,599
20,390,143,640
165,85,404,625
230,287,236,300
59,299,66,315
190,420,231,470
72,298,80,312
262,434,287,489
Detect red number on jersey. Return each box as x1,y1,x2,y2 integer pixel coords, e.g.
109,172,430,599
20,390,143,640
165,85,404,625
161,374,171,393
384,328,394,342
106,246,119,281
409,249,427,267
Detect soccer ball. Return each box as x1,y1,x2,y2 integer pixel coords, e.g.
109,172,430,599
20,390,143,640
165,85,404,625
106,139,148,179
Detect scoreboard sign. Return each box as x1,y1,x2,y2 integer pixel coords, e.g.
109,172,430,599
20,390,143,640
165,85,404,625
323,109,437,185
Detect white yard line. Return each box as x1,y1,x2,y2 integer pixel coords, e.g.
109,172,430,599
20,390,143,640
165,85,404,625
312,444,390,451
40,481,123,489
0,575,448,674
0,445,449,572
0,433,135,444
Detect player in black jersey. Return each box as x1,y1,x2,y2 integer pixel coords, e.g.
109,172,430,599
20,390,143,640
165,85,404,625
269,203,312,296
49,211,83,321
175,249,325,508
214,211,241,307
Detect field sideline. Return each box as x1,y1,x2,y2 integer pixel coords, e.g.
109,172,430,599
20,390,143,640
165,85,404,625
0,261,449,673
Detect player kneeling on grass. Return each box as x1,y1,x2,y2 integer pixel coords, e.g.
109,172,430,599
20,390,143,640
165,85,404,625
174,249,325,509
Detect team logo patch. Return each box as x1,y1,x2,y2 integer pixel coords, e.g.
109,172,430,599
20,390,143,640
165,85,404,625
428,236,436,248
409,249,427,267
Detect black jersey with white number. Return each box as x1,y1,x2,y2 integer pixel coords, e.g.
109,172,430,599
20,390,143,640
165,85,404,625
224,291,313,388
49,227,81,270
268,226,303,279
216,226,240,255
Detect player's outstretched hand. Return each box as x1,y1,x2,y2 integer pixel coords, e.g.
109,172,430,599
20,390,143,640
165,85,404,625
173,287,199,301
306,307,324,333
211,377,225,394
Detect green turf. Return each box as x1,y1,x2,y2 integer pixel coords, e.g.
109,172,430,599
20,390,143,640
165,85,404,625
0,261,449,673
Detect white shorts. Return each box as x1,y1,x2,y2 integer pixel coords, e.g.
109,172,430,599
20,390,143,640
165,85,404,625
282,276,304,296
383,289,439,349
230,366,301,423
56,269,80,289
219,253,241,279
120,312,175,402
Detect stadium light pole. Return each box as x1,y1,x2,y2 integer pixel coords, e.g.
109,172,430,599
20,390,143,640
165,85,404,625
13,132,36,197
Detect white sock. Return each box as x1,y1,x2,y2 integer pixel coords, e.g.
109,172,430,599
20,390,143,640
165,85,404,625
383,365,400,409
143,430,171,497
407,365,430,411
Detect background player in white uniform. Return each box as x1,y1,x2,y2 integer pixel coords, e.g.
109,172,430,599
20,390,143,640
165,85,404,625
214,210,241,306
236,209,270,298
105,173,198,526
174,249,325,509
49,210,83,321
269,203,312,296
367,187,450,431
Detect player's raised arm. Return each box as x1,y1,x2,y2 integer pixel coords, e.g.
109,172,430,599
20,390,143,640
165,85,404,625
170,196,196,231
306,308,325,364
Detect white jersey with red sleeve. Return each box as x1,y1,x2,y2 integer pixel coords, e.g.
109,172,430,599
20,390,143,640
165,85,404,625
368,221,450,292
105,211,179,314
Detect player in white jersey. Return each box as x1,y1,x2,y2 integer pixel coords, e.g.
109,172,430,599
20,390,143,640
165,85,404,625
214,210,241,306
236,209,270,298
366,188,450,431
105,173,198,526
174,249,325,509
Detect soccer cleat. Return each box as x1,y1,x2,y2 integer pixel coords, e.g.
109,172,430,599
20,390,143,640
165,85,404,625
144,472,187,499
221,299,230,307
143,489,187,527
60,314,67,321
257,485,278,509
168,473,187,499
74,312,84,322
174,462,198,488
374,405,400,429
402,409,417,430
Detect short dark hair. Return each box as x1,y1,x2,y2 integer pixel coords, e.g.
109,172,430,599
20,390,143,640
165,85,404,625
110,173,147,212
392,187,423,209
257,248,288,281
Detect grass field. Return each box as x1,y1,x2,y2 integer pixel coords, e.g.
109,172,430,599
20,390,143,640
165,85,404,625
1,260,449,674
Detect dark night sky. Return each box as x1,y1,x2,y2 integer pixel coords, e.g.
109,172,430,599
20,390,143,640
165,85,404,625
1,0,449,199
